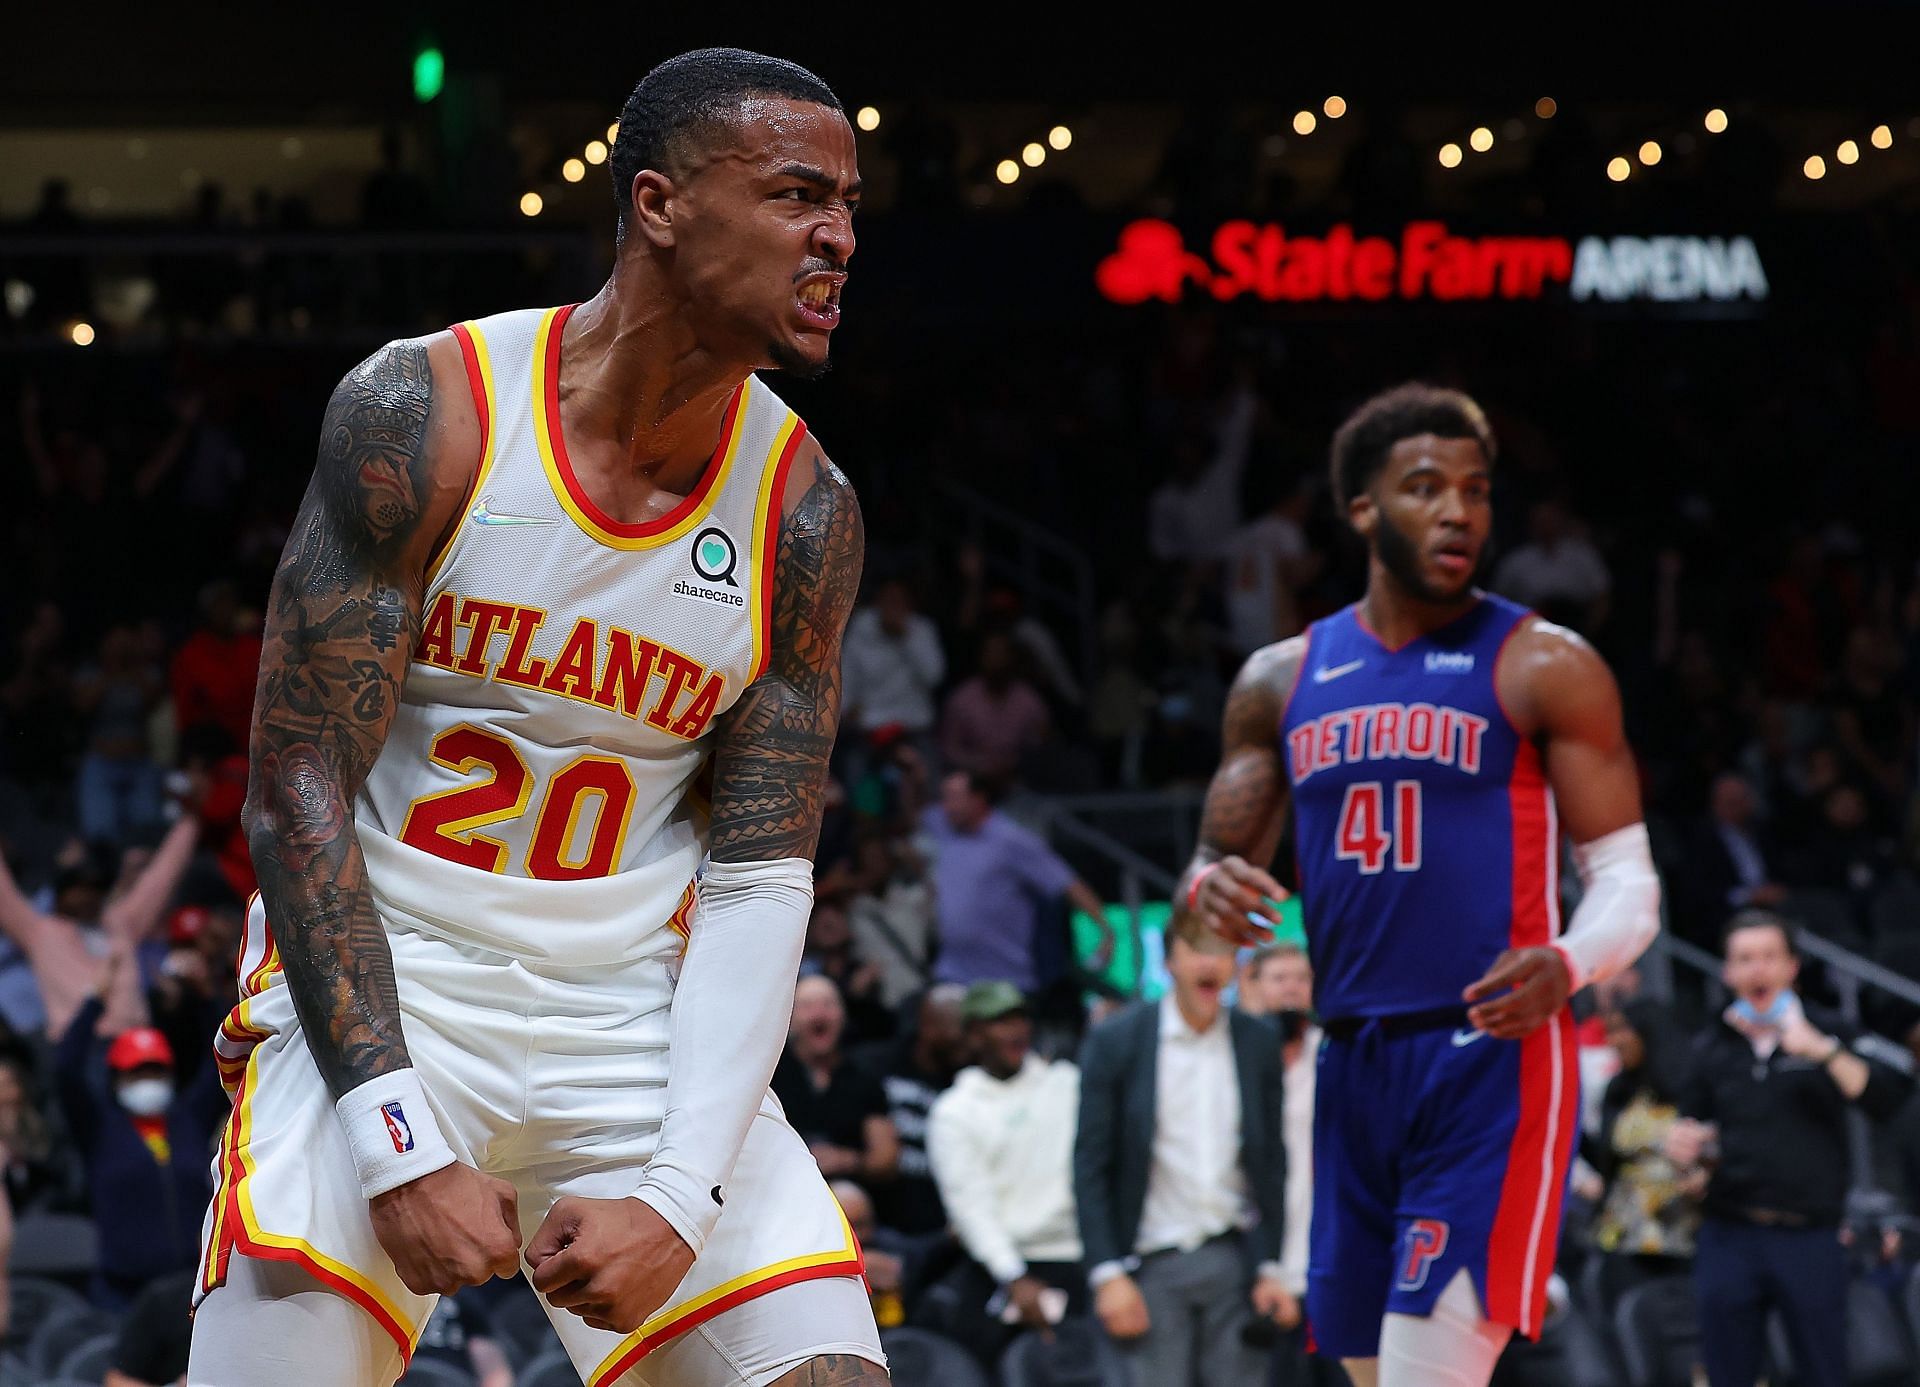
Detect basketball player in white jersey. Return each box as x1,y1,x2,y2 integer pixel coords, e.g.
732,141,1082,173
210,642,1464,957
187,50,885,1387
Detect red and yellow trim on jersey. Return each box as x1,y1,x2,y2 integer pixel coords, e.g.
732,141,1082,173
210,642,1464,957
532,303,750,551
664,878,697,942
585,1205,865,1387
746,413,808,685
426,320,501,585
201,1020,423,1364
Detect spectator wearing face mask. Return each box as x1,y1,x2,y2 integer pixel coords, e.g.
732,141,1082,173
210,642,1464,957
1665,911,1911,1387
53,953,226,1308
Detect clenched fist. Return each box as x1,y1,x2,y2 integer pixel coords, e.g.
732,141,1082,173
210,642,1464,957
370,1162,522,1296
1187,855,1288,948
527,1196,696,1334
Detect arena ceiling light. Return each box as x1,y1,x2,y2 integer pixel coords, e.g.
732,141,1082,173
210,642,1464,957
1438,142,1463,169
1469,126,1493,152
856,107,881,132
1048,125,1072,150
1704,108,1729,134
1607,156,1631,182
1293,110,1317,136
1803,155,1826,180
1534,97,1557,119
1871,124,1893,149
1837,139,1860,165
1022,142,1046,167
584,140,609,166
1638,140,1662,166
1323,96,1347,119
520,191,544,216
995,159,1020,185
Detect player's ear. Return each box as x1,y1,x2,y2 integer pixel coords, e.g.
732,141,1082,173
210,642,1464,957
1347,489,1377,540
629,170,678,249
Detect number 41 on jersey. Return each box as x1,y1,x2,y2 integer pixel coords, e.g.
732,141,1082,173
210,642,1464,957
1335,780,1423,874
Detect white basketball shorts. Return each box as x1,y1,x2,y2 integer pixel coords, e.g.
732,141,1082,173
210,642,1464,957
194,894,873,1384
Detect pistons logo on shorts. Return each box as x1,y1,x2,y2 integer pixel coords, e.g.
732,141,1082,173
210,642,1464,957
381,1101,415,1154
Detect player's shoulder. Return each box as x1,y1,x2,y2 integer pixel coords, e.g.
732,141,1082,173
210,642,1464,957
775,426,858,522
1499,613,1613,684
1495,612,1621,731
316,332,482,561
1232,632,1312,707
325,330,483,468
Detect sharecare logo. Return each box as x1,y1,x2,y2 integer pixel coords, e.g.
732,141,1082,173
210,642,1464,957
1095,220,1767,306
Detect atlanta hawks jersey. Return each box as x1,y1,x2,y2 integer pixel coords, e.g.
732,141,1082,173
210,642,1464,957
355,303,809,967
1280,593,1561,1019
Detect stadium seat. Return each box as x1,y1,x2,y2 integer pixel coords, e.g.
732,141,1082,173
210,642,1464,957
1868,872,1920,941
485,1284,563,1367
399,1354,479,1387
1560,1304,1631,1387
999,1316,1136,1387
55,1330,118,1381
1613,1277,1700,1387
1770,1281,1915,1386
6,1212,97,1279
879,1326,991,1387
516,1347,585,1387
1,1275,88,1349
28,1307,119,1378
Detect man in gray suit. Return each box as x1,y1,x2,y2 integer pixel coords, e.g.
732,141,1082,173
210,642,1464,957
1074,913,1289,1385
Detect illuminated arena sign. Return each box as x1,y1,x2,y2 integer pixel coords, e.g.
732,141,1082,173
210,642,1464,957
1095,220,1769,306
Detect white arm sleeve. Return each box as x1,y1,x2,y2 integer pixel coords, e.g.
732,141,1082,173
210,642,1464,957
630,856,813,1256
1554,822,1662,992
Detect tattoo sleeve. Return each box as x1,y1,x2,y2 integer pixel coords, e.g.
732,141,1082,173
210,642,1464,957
708,448,864,862
244,341,438,1099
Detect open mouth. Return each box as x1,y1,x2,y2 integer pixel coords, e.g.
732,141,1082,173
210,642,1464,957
796,274,845,330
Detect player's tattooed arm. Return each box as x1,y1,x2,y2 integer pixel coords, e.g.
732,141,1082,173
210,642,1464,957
708,440,864,861
244,338,469,1098
1181,637,1304,944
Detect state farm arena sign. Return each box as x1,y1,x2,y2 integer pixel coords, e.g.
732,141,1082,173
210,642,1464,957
1095,219,1769,307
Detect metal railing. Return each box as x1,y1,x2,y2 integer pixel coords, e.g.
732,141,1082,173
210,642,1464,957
927,477,1100,684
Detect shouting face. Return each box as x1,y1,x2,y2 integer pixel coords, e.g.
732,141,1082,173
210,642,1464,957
628,97,860,380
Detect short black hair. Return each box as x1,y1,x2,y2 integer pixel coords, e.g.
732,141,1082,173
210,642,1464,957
1723,907,1797,955
609,48,841,236
1328,383,1497,510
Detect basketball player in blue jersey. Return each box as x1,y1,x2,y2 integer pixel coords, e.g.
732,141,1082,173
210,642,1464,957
1179,384,1661,1387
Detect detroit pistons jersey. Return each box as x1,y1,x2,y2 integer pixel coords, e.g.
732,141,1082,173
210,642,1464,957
1280,592,1559,1019
354,303,808,967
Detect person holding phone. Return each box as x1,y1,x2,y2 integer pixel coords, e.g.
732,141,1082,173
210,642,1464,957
1665,910,1910,1387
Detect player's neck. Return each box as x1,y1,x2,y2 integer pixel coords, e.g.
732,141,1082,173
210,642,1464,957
560,273,752,490
1360,567,1478,649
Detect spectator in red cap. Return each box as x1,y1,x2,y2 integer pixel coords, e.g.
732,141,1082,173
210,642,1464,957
54,953,225,1308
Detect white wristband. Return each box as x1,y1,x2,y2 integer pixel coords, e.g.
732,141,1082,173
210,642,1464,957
334,1069,458,1200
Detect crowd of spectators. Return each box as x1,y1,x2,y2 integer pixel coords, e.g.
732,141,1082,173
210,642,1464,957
2,154,1920,1385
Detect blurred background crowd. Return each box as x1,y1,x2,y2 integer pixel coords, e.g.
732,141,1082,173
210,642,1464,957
5,16,1920,1387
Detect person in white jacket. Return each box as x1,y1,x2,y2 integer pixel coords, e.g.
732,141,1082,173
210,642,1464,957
926,980,1083,1349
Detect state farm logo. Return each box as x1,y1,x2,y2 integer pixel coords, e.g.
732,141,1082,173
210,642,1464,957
1096,219,1767,306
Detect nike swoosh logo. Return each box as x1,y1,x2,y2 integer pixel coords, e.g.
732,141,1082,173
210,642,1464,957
469,498,555,528
1312,659,1365,684
1451,1028,1486,1047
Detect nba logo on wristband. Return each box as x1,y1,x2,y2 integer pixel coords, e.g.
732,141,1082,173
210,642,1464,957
381,1101,415,1154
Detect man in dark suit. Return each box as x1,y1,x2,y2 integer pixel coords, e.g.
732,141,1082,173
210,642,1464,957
1075,913,1288,1385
